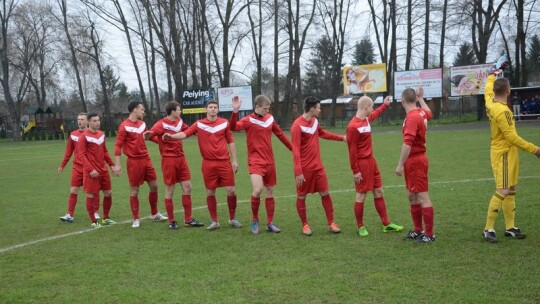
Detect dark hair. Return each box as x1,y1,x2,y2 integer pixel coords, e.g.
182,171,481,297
87,113,100,121
128,101,143,113
401,88,416,103
493,78,510,95
205,100,218,108
303,96,320,113
165,101,181,115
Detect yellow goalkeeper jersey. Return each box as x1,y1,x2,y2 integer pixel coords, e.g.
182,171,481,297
484,75,536,154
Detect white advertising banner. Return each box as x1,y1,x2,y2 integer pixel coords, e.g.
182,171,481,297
217,86,254,111
450,64,492,96
394,69,442,98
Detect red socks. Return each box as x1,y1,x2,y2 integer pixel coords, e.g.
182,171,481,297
130,196,140,219
149,192,158,215
207,196,218,222
354,201,365,227
86,197,96,222
182,195,192,222
321,195,334,225
422,206,434,236
374,197,390,226
296,197,308,225
165,198,174,222
265,197,275,224
251,196,261,221
227,195,237,220
67,193,77,216
102,195,112,219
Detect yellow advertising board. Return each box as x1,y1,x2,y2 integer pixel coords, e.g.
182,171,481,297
343,63,387,94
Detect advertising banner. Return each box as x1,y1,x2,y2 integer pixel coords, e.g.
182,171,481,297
343,63,387,94
450,64,492,96
181,88,215,114
394,69,442,98
217,86,254,112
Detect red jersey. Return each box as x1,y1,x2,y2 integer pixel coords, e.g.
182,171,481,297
402,108,432,157
149,117,189,157
60,129,85,168
78,130,114,175
230,112,292,166
290,116,344,176
346,103,388,174
114,119,149,158
184,117,234,161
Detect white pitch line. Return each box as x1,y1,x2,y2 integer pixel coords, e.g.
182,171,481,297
1,175,539,254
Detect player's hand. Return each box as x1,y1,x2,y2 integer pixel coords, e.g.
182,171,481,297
535,147,540,158
231,161,239,173
416,87,424,100
342,135,347,142
113,165,122,175
383,96,392,105
353,172,362,184
232,96,242,113
295,174,306,187
90,170,99,178
395,165,404,176
143,131,153,140
162,133,173,141
58,167,64,173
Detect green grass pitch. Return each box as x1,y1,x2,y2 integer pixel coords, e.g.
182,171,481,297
1,122,539,303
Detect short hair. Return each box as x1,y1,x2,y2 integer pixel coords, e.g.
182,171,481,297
87,113,100,121
78,112,88,117
401,88,416,103
493,78,510,95
205,100,218,108
357,96,373,109
254,95,271,107
128,101,143,113
303,96,320,113
165,101,181,115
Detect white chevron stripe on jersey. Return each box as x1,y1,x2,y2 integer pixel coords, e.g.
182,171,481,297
85,134,105,145
124,122,146,134
300,119,318,134
70,134,80,142
197,121,228,133
163,120,183,132
357,124,371,133
249,116,274,128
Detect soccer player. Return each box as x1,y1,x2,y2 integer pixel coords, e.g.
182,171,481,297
346,96,403,237
145,101,204,230
395,87,435,244
78,113,117,228
114,101,167,228
291,96,345,236
163,100,242,231
482,54,540,243
58,113,100,222
229,95,292,234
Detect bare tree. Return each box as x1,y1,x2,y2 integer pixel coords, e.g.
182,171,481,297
469,0,508,64
317,0,354,127
281,0,316,126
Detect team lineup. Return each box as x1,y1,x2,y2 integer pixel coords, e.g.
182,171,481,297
57,54,540,244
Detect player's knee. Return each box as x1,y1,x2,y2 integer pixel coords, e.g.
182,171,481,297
226,188,236,196
373,188,384,198
265,187,274,197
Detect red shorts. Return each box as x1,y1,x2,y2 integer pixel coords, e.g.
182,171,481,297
249,163,277,187
126,157,157,187
70,164,84,187
354,158,382,193
161,156,191,185
404,154,429,193
296,169,329,196
83,172,111,194
201,159,235,190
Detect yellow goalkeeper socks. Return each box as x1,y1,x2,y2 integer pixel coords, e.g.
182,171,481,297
485,192,504,231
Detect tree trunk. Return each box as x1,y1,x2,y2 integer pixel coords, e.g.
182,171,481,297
58,0,87,112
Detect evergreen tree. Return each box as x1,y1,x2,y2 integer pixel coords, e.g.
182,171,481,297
453,42,477,66
303,36,335,98
527,34,540,74
352,37,375,65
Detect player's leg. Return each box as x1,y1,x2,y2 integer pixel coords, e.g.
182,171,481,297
374,187,403,233
484,152,510,242
100,173,114,224
415,191,435,244
316,169,339,233
164,184,177,228
501,149,525,239
354,191,368,236
250,174,264,234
